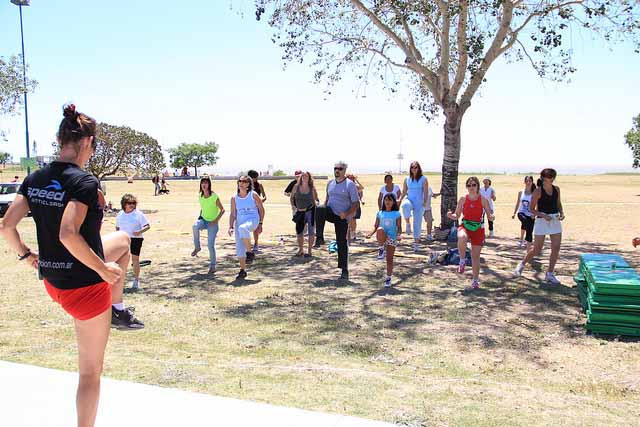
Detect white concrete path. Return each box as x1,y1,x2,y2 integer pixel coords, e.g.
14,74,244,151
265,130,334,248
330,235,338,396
0,360,395,427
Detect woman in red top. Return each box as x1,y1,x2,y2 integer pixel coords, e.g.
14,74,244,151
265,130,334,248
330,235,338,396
447,176,494,289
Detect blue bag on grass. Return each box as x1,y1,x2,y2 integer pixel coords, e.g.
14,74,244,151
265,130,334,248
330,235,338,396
446,248,472,266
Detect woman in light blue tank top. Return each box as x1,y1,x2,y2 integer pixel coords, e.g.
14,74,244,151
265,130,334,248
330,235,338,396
228,175,265,280
398,161,429,251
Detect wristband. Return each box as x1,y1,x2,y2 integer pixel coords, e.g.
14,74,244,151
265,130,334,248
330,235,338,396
18,250,32,261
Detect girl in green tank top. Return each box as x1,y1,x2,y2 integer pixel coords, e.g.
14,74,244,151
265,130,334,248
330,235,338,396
191,177,225,274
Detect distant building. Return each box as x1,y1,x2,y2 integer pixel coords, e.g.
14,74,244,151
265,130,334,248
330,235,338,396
35,155,56,166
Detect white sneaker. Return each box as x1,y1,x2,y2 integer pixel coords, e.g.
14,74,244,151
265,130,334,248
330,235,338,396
405,223,412,235
132,278,139,289
514,262,525,277
489,230,494,237
517,240,524,248
384,276,392,288
377,247,385,260
426,234,434,241
545,272,561,285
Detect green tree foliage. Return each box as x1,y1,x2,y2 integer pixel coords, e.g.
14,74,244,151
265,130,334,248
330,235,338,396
84,123,165,181
273,169,286,176
626,114,640,168
0,151,11,167
0,55,37,139
254,0,640,226
168,142,219,177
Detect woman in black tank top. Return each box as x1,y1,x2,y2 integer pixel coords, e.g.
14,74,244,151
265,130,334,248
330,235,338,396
514,168,565,285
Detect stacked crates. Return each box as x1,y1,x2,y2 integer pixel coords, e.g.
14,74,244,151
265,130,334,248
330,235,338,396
574,253,640,336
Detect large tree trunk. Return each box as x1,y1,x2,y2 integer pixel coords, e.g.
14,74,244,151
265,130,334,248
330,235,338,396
439,109,463,230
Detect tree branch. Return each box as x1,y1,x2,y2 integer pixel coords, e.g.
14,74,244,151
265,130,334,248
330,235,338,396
450,0,469,99
459,0,515,110
350,0,440,96
437,0,451,95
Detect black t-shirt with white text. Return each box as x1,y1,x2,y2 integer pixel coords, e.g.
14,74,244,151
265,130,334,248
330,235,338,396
19,161,104,289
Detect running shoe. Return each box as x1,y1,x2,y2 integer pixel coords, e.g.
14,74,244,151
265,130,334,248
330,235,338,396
236,269,247,280
514,261,525,277
458,260,466,274
412,242,419,252
111,307,144,330
377,247,385,259
246,251,255,264
545,272,561,285
384,276,392,288
253,244,260,254
405,223,412,235
426,234,434,241
489,230,494,237
471,279,480,289
339,269,349,281
312,238,325,248
132,278,139,290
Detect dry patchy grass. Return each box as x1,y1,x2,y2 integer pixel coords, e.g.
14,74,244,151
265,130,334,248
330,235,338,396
1,173,640,426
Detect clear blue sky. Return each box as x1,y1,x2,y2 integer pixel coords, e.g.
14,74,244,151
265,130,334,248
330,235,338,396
1,0,639,175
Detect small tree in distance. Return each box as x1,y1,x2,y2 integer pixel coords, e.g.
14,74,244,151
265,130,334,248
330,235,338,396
0,151,11,168
169,142,219,177
625,114,640,168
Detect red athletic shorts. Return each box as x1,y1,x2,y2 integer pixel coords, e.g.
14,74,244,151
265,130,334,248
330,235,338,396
458,225,485,246
44,279,112,321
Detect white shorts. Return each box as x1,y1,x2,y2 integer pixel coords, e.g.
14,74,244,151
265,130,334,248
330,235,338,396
533,215,562,236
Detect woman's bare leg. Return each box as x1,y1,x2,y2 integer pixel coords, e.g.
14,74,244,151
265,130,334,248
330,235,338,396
102,231,130,305
74,308,111,427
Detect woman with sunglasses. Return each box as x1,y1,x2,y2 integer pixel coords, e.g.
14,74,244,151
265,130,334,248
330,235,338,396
192,176,225,274
228,175,265,280
514,168,565,284
399,161,429,252
447,176,494,289
116,193,150,290
511,176,536,250
0,104,143,427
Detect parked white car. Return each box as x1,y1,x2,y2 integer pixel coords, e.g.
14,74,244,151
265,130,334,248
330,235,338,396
0,182,21,217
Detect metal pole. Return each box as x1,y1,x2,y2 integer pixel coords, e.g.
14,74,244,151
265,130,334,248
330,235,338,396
18,4,31,174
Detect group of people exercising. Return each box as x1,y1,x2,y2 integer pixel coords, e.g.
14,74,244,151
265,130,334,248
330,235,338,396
0,104,571,427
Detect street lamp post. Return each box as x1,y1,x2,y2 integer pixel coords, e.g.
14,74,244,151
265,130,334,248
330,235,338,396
10,0,31,174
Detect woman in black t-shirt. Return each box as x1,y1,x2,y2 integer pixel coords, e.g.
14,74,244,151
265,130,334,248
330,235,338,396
0,104,143,427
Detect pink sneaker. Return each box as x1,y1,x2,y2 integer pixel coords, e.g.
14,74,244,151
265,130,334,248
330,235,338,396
458,260,466,273
471,279,480,289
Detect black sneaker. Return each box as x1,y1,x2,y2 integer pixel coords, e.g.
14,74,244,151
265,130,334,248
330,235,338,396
339,269,349,281
245,251,255,264
313,238,325,248
236,269,247,280
111,307,145,330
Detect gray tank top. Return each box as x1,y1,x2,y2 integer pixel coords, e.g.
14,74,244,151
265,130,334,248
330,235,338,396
294,187,314,210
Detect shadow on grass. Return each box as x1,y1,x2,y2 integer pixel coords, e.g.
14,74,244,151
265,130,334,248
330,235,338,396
143,236,639,360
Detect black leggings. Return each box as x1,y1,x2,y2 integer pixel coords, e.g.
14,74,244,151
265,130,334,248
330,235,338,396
517,213,534,242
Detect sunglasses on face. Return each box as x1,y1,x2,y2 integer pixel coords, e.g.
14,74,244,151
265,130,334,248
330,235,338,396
466,183,478,188
334,167,344,171
411,166,418,169
126,201,137,206
238,180,250,183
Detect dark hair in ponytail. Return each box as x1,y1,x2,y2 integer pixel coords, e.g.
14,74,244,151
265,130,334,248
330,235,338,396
57,103,97,147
